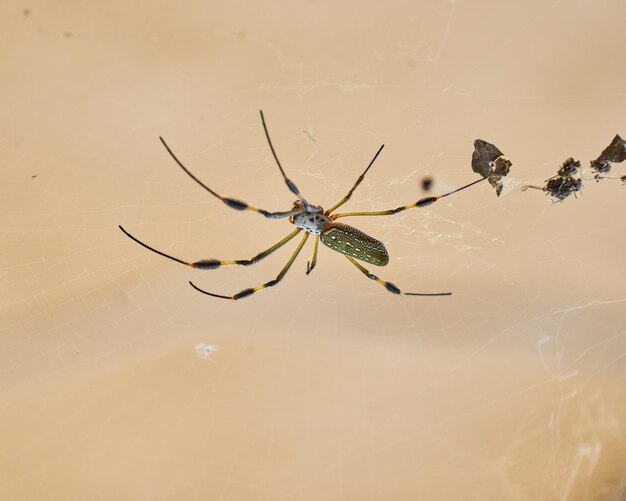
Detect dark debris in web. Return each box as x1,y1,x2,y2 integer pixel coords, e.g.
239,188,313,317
590,134,626,179
523,157,584,202
522,134,625,202
544,158,583,202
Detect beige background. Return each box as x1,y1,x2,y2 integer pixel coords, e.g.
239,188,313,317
2,1,626,499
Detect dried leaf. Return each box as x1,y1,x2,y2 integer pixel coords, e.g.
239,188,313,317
471,140,511,196
472,139,503,178
591,135,626,177
596,134,626,164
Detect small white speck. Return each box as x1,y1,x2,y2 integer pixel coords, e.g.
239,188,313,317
195,343,219,361
579,443,602,457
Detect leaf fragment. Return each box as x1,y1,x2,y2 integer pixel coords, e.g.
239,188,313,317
471,139,511,196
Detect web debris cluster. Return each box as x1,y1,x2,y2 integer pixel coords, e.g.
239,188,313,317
522,135,626,202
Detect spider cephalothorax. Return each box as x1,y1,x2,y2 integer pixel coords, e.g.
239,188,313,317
120,110,485,300
291,208,330,235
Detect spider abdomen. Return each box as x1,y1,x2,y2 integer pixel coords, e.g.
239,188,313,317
320,223,389,266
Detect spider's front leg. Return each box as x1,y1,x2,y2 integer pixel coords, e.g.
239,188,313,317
330,178,487,220
159,137,304,220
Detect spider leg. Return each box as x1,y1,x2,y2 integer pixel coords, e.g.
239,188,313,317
306,235,319,275
119,225,301,269
330,177,486,220
189,233,310,300
159,137,303,220
259,110,314,211
325,144,385,214
345,256,451,297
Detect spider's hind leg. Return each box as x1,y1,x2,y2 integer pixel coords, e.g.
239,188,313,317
345,256,451,297
190,232,310,300
306,235,320,275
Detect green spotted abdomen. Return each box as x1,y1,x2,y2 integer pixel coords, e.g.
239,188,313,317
320,223,389,266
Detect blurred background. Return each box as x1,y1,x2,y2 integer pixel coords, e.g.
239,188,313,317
1,1,625,499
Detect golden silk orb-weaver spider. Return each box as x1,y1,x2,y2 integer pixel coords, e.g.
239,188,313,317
119,111,485,300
